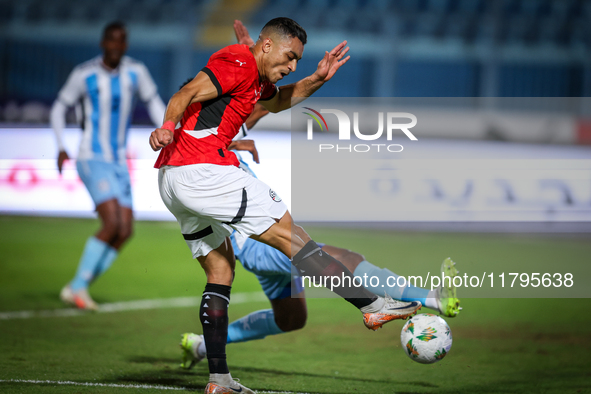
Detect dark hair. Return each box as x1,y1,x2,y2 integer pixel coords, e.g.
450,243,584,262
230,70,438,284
102,21,126,40
261,17,307,45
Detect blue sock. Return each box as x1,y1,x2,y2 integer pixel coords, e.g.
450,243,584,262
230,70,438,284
227,309,284,344
70,237,109,291
93,245,118,280
353,260,431,306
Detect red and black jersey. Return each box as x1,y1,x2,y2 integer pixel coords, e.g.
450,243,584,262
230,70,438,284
155,44,277,168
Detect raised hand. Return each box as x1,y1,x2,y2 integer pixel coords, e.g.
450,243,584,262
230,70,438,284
234,20,255,47
314,41,350,83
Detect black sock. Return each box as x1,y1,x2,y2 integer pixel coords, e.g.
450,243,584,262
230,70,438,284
292,240,378,309
200,283,231,374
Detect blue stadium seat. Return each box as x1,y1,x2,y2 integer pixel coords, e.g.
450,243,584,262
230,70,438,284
332,0,359,11
570,17,591,49
445,14,477,42
425,0,451,13
0,1,14,24
549,0,577,17
520,0,544,16
415,12,445,39
352,8,384,34
455,0,487,15
392,0,426,13
363,0,390,12
315,8,350,31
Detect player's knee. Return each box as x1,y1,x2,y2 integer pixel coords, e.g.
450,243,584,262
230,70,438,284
117,224,133,244
340,250,365,266
289,224,312,256
322,246,365,268
274,309,307,332
271,293,307,332
100,216,121,242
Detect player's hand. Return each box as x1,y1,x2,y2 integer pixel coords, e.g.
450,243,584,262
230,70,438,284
313,41,350,83
228,139,260,163
57,150,70,174
149,128,174,151
234,20,255,47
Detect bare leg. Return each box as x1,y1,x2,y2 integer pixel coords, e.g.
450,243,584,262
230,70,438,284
321,245,365,273
197,237,236,286
251,211,309,257
95,198,123,245
270,291,307,332
110,206,133,250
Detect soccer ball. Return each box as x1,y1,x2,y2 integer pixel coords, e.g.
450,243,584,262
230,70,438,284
400,313,453,364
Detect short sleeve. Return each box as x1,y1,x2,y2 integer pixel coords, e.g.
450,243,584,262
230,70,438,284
259,82,278,101
57,68,84,106
135,62,159,102
202,50,254,96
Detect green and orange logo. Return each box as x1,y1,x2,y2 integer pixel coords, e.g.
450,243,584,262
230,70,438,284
406,339,419,358
417,327,438,342
434,348,447,360
404,322,414,335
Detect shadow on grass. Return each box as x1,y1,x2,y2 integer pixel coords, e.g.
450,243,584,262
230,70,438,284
116,358,438,393
128,355,182,364
109,365,591,394
231,365,438,388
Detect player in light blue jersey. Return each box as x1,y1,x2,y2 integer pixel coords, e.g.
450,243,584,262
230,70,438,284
50,21,166,310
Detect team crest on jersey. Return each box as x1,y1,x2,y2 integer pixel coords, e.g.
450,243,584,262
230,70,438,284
269,189,282,202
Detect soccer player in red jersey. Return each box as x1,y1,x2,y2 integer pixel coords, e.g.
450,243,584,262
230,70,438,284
150,18,421,393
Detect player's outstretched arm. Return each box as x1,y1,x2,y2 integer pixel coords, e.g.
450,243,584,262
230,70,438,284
261,41,350,113
149,72,219,151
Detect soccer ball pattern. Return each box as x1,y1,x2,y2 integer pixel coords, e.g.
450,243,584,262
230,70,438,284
400,313,453,364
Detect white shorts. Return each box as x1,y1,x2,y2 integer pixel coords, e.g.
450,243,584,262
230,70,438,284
158,164,288,258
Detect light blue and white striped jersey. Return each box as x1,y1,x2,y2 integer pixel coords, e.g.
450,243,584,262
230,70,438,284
54,56,164,163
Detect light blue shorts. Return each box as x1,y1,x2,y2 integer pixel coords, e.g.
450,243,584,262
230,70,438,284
76,160,132,208
231,235,303,300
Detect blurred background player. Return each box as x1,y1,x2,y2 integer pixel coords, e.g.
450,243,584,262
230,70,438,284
179,149,462,369
50,21,166,310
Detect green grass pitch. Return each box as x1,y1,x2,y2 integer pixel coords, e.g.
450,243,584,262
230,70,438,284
0,215,590,393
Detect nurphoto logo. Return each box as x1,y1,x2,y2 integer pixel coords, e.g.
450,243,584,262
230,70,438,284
303,107,418,153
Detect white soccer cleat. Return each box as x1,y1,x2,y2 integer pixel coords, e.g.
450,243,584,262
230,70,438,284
60,285,98,311
180,333,205,369
435,257,461,317
362,294,422,331
205,373,255,394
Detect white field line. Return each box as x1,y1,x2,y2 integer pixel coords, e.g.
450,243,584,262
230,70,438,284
0,291,267,320
0,379,310,393
0,379,187,391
